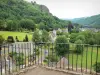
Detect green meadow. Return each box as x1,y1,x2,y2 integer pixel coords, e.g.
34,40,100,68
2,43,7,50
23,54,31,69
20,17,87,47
67,46,100,70
0,31,33,41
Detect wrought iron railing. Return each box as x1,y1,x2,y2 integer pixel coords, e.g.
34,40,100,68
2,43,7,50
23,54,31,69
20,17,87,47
0,42,100,75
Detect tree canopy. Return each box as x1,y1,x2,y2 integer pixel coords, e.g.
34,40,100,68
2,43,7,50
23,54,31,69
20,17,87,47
0,0,70,31
55,36,69,56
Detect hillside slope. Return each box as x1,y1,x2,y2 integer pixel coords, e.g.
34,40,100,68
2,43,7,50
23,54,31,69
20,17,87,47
71,14,100,28
0,0,69,31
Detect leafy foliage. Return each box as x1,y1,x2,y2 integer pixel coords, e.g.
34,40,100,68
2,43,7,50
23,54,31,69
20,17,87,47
23,35,29,42
55,36,69,56
15,36,19,42
95,32,100,45
0,0,69,31
45,55,58,62
93,62,100,73
9,52,24,66
68,21,74,33
76,35,85,43
0,35,5,44
32,29,41,43
19,19,35,31
41,30,50,42
88,38,95,45
7,36,15,43
75,39,84,54
70,33,78,43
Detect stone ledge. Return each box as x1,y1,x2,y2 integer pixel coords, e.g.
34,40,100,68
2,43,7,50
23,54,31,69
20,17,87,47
10,65,37,75
42,66,98,75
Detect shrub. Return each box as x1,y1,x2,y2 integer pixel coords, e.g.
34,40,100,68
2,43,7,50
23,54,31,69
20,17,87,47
93,62,100,73
76,35,85,43
55,36,69,56
23,35,29,42
15,36,19,42
34,49,40,55
9,52,24,66
36,49,40,55
43,59,48,63
88,38,95,45
70,33,78,43
9,52,17,57
0,35,4,44
75,39,84,54
25,35,28,42
7,36,15,43
45,55,58,62
0,35,4,50
56,31,63,35
16,55,24,66
49,56,58,62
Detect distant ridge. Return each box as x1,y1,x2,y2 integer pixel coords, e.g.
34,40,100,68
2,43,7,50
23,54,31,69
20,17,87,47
70,14,100,27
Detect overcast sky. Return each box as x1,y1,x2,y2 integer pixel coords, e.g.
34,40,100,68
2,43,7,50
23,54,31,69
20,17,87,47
25,0,100,19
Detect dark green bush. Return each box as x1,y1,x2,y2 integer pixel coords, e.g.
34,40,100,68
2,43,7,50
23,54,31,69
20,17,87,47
9,52,25,66
16,55,24,66
0,35,4,44
88,38,95,45
34,49,40,55
36,50,40,55
93,62,100,73
46,55,58,62
56,31,63,35
55,36,69,56
75,39,84,54
15,36,19,42
9,52,17,57
7,36,15,43
43,59,48,63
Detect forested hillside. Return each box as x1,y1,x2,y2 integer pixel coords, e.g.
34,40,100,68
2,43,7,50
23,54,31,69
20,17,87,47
71,14,100,28
0,0,70,31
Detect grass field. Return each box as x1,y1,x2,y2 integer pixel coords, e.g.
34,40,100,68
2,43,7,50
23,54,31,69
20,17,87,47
47,44,100,71
44,44,100,70
0,31,33,41
68,46,100,70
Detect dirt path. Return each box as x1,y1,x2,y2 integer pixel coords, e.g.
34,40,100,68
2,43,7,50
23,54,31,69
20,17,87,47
23,67,70,75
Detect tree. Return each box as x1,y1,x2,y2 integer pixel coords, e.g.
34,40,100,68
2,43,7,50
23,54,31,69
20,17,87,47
41,30,50,42
68,21,73,34
55,36,69,56
88,38,95,45
32,29,41,43
75,39,84,54
80,31,94,44
0,35,4,44
0,0,72,31
6,20,14,31
93,62,100,73
0,20,6,30
56,31,64,36
95,32,100,45
72,23,81,33
19,19,36,31
6,20,19,31
0,35,5,50
25,35,28,42
70,33,78,43
16,36,19,42
37,22,46,30
7,36,15,43
76,35,85,43
9,52,25,66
